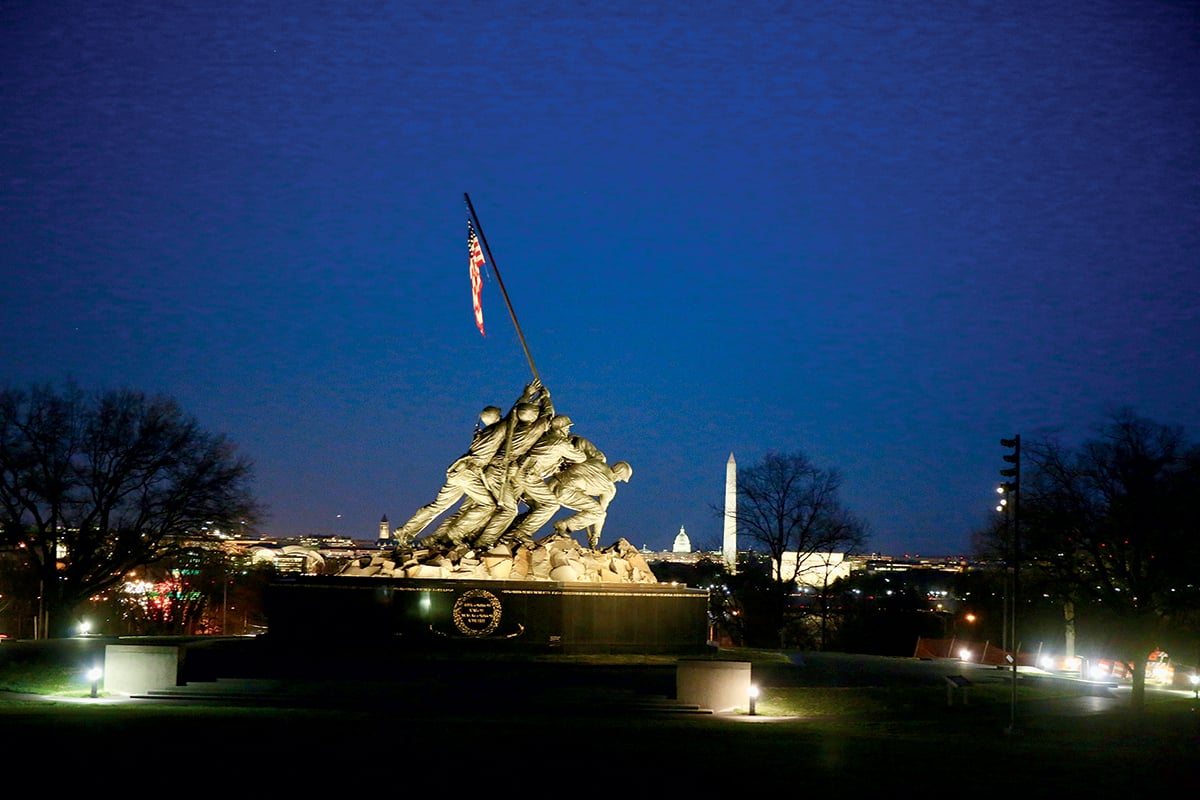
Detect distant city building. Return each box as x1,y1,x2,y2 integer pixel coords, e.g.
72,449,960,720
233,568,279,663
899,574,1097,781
672,526,692,553
858,555,973,574
775,552,852,588
248,544,326,574
641,544,710,566
639,546,977,581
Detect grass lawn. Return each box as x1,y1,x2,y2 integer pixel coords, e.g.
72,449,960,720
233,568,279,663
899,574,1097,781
2,640,1197,791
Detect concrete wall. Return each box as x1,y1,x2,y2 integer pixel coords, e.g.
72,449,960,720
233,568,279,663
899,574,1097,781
103,645,183,695
676,659,752,713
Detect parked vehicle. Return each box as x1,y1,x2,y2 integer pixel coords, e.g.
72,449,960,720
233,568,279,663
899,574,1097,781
1037,648,1179,685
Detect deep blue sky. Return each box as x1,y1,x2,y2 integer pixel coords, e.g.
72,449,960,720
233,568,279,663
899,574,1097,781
3,2,1198,557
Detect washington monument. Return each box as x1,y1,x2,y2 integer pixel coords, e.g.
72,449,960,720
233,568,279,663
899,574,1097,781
723,453,737,571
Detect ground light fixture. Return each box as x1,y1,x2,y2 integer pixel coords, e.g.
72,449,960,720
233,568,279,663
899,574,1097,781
748,684,759,716
1190,673,1198,700
87,666,103,698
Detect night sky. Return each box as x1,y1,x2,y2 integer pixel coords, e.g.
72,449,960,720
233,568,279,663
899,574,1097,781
4,2,1198,557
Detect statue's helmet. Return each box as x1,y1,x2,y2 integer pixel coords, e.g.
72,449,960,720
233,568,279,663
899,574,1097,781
612,461,633,482
479,406,502,426
551,415,573,430
515,402,538,423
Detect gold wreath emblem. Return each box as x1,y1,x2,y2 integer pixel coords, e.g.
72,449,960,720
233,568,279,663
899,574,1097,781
452,589,502,636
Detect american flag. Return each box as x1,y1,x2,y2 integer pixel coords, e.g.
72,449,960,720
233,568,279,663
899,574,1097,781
468,221,486,336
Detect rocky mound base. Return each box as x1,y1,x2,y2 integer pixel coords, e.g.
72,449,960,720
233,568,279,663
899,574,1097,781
337,533,658,584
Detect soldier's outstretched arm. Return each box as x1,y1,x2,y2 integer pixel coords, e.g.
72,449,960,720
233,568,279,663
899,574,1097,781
521,378,542,401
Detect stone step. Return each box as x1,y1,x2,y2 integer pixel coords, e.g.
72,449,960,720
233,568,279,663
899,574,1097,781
518,686,714,714
130,679,713,713
130,678,314,704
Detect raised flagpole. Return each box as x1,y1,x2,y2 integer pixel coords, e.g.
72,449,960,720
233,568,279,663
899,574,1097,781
464,192,541,384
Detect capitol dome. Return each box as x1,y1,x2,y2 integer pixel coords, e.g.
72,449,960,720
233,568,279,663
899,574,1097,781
672,525,692,553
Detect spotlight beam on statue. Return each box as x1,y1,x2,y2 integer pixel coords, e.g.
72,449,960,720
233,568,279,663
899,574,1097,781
464,192,541,385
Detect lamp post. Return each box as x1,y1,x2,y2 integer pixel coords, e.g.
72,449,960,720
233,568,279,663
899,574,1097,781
996,486,1010,652
1000,435,1021,734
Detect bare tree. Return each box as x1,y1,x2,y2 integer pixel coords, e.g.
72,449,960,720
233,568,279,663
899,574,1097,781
731,451,868,646
1020,409,1200,711
0,383,261,637
736,451,868,580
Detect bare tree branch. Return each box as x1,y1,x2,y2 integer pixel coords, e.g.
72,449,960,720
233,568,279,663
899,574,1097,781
0,382,263,636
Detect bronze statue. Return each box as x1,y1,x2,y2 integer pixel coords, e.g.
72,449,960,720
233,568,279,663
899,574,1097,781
394,380,546,546
495,414,585,548
394,380,631,553
429,390,555,549
548,446,632,548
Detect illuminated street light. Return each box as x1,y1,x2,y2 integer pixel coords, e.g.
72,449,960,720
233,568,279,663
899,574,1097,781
999,435,1021,734
87,666,103,698
748,684,759,716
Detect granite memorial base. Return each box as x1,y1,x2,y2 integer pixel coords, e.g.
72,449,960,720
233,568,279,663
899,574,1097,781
266,575,710,655
103,644,184,694
676,658,752,712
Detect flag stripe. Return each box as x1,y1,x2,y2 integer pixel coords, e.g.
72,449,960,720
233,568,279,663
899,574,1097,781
468,222,486,336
